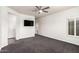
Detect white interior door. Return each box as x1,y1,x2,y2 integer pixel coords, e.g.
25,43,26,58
8,13,16,38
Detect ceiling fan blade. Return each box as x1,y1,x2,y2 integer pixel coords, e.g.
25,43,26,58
43,11,48,13
35,6,40,10
42,7,50,10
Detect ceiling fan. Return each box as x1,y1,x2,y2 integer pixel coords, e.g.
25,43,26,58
34,6,50,14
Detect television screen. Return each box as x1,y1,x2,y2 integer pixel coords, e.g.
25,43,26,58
24,20,34,26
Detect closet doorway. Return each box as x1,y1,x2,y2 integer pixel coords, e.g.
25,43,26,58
8,13,17,44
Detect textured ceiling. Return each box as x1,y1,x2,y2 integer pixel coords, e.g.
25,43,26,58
9,6,75,18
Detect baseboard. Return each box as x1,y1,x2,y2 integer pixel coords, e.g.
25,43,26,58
37,34,79,46
17,35,35,40
8,37,16,39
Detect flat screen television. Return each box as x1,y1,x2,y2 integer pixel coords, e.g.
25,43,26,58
24,20,34,26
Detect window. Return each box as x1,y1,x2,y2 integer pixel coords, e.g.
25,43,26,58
76,18,79,36
68,17,79,36
68,19,74,35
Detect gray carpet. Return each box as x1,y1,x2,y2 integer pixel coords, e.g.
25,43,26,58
1,34,79,53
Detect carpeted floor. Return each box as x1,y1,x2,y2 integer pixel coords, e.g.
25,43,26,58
1,34,79,53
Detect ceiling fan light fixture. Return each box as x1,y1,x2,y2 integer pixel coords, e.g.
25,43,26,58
39,10,43,13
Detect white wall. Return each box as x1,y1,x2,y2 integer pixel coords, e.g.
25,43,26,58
16,14,35,39
0,7,1,50
37,7,79,45
35,19,39,34
0,7,8,49
0,7,35,49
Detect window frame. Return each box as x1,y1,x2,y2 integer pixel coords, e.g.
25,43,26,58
67,17,79,37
